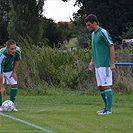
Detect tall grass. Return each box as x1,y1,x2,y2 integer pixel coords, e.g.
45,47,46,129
16,38,133,95
114,47,133,92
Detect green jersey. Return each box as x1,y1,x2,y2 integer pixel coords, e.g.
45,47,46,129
0,46,21,73
92,27,113,68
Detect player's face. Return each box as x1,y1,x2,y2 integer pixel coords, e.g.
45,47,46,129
7,44,16,55
86,21,96,32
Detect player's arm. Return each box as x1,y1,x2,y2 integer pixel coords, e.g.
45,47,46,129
0,74,6,96
101,30,115,71
0,57,6,95
110,45,115,71
11,48,21,80
10,61,19,81
88,58,94,71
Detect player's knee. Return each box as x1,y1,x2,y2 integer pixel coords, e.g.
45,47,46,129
98,86,110,90
11,84,17,88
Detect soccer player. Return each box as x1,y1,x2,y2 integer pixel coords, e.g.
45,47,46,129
84,14,115,115
0,39,21,111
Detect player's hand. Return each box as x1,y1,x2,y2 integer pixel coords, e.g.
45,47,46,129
110,63,115,71
0,87,6,96
88,62,94,71
10,72,17,81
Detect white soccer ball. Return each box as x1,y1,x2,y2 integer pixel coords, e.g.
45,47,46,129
2,100,15,112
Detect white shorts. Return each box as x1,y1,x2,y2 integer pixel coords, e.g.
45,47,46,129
3,71,17,85
95,67,112,87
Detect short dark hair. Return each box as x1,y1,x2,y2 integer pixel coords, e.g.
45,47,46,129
84,14,99,24
6,39,16,48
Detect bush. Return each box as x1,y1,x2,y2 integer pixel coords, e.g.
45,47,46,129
17,38,95,94
17,38,133,95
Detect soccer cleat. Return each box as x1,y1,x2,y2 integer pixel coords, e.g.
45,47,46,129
98,110,112,115
13,106,18,112
13,107,18,112
0,106,3,111
96,108,106,114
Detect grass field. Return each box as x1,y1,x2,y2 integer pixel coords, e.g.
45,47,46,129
0,93,132,133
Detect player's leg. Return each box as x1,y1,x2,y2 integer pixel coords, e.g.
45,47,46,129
95,68,106,113
8,77,18,104
99,89,106,112
0,94,3,111
0,75,6,111
96,67,113,114
98,87,113,114
104,88,113,112
10,84,18,111
4,72,18,111
102,67,113,113
10,84,18,103
9,85,18,112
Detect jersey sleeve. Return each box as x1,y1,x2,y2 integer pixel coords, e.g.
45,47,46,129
15,47,21,61
0,55,5,74
101,29,113,46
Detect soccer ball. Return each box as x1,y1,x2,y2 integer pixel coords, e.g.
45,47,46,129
2,100,15,112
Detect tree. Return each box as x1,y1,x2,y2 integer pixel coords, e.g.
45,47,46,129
122,25,133,39
79,0,132,38
8,0,45,45
57,22,75,43
42,18,60,48
76,24,90,48
0,0,10,44
42,18,76,48
63,0,133,39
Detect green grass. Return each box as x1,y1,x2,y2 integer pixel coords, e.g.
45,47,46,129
0,93,132,133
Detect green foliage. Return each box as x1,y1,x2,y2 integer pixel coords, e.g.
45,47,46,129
16,38,133,94
114,47,133,92
0,0,10,43
1,0,76,48
122,25,133,38
76,24,90,48
73,0,133,39
35,48,92,90
17,38,94,94
43,19,76,48
8,0,45,45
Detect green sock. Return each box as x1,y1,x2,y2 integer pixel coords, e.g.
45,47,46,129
10,87,18,103
104,88,113,112
100,90,106,108
0,94,2,106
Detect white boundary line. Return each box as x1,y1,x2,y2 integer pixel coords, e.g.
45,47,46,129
0,112,55,133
